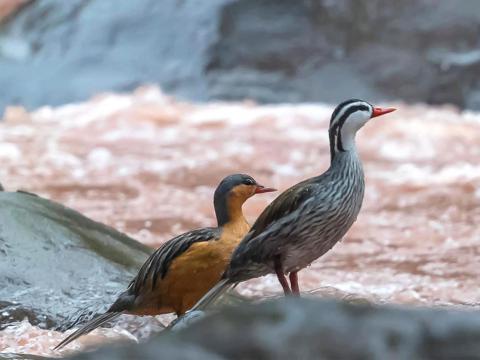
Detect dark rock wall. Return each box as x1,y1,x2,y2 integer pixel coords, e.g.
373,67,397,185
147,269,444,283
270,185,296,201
0,0,479,111
207,0,480,107
0,0,227,110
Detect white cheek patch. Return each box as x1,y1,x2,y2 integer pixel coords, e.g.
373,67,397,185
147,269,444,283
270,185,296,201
338,110,370,150
341,111,370,133
329,101,372,154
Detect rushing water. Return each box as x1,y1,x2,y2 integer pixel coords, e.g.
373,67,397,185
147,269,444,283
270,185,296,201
1,87,479,356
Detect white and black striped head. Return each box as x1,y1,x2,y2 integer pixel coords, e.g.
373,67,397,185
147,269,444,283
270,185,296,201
213,174,276,226
329,99,396,157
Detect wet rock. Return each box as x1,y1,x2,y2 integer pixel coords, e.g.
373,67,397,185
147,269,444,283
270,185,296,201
1,0,480,110
0,301,55,330
68,342,223,360
0,191,152,330
69,298,480,360
0,354,49,360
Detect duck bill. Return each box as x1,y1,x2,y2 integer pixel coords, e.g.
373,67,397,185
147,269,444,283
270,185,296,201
371,107,396,118
254,185,277,194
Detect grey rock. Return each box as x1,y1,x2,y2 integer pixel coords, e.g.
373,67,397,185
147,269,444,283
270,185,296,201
68,298,480,360
0,354,50,360
0,191,152,330
0,300,55,330
69,342,225,360
207,0,480,109
466,89,480,110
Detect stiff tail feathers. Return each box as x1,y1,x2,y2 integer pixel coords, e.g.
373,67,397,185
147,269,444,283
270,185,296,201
56,280,233,348
54,312,121,350
188,278,234,313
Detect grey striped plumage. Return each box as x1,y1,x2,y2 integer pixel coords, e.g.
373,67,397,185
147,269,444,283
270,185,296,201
190,99,396,310
227,147,364,281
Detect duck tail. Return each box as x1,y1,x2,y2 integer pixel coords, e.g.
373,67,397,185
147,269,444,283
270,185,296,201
53,312,121,351
189,278,235,312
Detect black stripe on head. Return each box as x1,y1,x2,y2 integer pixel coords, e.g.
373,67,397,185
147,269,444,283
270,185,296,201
330,99,363,127
329,100,371,159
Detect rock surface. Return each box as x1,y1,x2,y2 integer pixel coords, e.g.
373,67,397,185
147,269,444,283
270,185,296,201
1,0,480,111
0,191,152,330
0,354,48,360
67,298,480,360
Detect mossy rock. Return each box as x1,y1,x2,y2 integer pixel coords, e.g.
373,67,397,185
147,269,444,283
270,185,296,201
0,192,152,329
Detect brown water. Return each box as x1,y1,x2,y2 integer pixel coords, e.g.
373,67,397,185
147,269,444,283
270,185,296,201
1,87,479,356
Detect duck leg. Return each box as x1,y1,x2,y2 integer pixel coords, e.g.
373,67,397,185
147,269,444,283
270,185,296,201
289,271,300,296
274,256,291,295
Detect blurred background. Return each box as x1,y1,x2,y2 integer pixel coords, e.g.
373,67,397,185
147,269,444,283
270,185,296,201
0,0,480,112
1,0,480,357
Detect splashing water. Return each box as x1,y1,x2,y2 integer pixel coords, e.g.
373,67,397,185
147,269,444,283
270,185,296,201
1,87,479,355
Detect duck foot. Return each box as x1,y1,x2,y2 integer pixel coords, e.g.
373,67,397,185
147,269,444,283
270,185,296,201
289,271,300,296
274,256,291,295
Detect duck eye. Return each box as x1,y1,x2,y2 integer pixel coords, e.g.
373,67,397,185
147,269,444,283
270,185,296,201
243,178,255,185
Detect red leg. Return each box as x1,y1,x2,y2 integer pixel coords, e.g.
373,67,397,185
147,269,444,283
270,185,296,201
289,271,300,296
274,257,291,295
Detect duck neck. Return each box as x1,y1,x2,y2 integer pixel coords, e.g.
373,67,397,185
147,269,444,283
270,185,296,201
329,125,357,163
327,142,364,191
215,195,248,230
